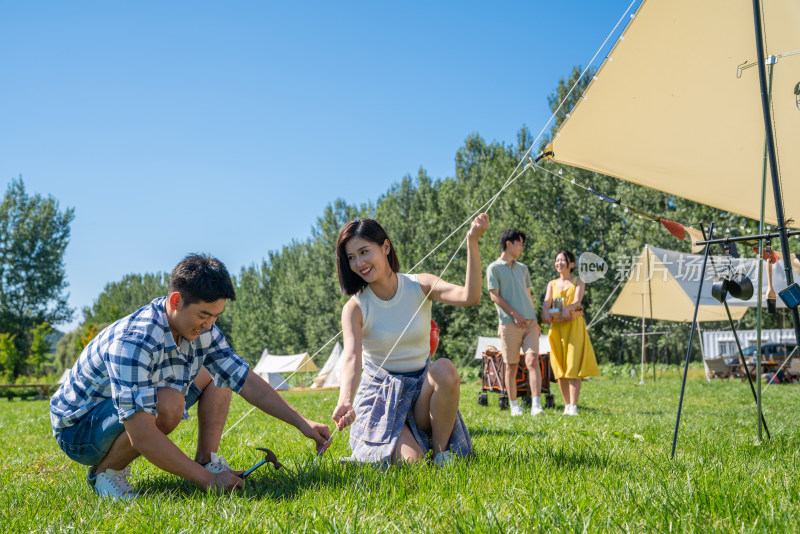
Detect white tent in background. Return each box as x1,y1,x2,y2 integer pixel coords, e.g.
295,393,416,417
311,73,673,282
57,368,71,384
312,342,343,388
252,350,319,390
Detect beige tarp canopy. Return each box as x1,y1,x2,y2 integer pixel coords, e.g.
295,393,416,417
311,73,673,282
547,0,800,227
610,245,754,322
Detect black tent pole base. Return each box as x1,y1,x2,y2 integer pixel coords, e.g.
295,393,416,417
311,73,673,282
671,223,714,459
723,302,771,439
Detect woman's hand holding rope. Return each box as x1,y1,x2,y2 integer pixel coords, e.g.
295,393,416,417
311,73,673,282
332,401,355,431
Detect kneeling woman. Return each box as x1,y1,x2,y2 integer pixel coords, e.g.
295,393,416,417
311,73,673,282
332,214,488,465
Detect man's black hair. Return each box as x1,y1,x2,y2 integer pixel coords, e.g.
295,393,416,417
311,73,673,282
168,253,236,305
500,229,526,251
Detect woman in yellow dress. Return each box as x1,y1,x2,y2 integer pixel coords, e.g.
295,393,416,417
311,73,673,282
541,250,599,416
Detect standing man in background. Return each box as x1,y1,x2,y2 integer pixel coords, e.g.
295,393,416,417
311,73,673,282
487,229,544,417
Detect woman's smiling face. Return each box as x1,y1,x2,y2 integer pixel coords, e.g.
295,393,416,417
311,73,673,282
555,252,574,274
345,236,390,282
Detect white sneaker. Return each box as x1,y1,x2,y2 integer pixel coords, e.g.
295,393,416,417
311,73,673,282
563,405,572,416
433,450,456,467
90,467,138,500
510,404,523,417
202,452,232,474
570,405,579,416
531,405,545,416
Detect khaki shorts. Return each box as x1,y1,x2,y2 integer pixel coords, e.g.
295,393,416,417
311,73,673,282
498,319,540,365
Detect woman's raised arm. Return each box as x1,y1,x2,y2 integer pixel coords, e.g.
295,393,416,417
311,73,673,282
420,213,488,306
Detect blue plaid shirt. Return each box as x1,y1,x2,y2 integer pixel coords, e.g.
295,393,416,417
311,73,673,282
50,297,249,435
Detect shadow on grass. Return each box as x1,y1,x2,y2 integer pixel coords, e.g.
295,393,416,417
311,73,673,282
469,427,547,439
135,462,369,501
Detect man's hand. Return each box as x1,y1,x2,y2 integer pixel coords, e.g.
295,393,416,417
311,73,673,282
512,311,527,328
298,418,332,454
332,401,355,431
206,470,244,492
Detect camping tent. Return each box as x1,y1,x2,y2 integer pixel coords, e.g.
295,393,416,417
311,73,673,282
473,335,552,361
607,245,798,322
545,0,799,227
252,350,319,390
312,342,343,388
610,244,799,380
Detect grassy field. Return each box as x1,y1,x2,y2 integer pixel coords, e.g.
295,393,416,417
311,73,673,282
3,367,800,533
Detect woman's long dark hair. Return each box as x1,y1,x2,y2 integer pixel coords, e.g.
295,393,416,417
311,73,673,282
336,218,400,295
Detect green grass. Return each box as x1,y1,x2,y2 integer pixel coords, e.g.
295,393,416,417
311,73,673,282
3,369,800,533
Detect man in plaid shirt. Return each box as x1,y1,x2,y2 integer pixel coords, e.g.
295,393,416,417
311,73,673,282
50,254,331,499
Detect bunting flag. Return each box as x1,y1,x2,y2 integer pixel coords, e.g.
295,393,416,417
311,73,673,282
626,205,661,222
764,250,800,276
752,245,780,264
548,162,746,256
684,227,705,254
657,218,705,253
659,218,687,240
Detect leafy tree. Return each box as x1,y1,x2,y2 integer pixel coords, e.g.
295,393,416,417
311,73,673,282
54,329,82,374
0,333,20,381
0,177,74,375
27,322,52,376
82,272,169,326
79,323,101,353
84,67,777,372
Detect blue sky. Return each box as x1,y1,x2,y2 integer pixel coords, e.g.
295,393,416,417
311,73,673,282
0,1,639,332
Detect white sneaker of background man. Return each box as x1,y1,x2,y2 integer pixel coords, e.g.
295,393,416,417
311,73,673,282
510,403,523,417
531,399,545,417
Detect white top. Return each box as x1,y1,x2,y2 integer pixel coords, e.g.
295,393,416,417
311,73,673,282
352,273,432,374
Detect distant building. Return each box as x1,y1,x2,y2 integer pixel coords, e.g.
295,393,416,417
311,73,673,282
701,329,796,360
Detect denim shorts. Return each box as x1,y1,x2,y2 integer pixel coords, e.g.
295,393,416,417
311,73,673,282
54,383,202,466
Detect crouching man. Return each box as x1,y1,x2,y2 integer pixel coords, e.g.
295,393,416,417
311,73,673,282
50,253,331,499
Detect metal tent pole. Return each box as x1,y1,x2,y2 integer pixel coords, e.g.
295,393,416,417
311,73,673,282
671,223,714,459
724,302,771,439
754,55,776,441
752,0,800,359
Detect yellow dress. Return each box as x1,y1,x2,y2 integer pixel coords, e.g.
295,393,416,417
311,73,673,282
548,279,600,379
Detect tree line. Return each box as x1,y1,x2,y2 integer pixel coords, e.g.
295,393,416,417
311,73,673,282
4,67,787,378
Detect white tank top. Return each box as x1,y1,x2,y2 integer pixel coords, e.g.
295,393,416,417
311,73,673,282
352,273,432,374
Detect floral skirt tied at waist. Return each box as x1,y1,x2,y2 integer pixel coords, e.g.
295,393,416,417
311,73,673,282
348,358,473,465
